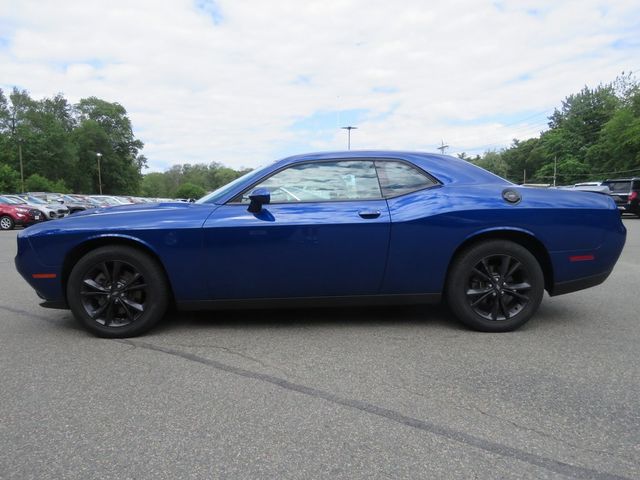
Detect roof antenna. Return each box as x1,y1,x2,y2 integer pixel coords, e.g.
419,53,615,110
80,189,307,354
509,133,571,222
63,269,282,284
437,139,449,155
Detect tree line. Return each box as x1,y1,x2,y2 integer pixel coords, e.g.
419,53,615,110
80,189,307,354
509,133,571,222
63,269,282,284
462,73,640,185
0,88,146,194
140,163,252,199
3,73,639,197
0,88,249,197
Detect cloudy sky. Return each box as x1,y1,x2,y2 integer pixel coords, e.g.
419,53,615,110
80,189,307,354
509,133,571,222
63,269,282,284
1,0,639,171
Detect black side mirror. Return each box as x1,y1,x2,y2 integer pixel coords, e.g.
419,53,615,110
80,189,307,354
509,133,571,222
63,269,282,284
248,188,270,213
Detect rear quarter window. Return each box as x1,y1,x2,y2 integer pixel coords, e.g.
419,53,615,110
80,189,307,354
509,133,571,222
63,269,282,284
375,161,437,197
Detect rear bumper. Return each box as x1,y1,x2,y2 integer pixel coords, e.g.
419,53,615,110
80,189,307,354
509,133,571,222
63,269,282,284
617,205,639,214
550,269,612,296
548,210,626,296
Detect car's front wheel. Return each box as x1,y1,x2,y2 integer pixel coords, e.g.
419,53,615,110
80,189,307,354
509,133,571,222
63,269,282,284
0,215,15,230
446,240,544,332
67,245,170,338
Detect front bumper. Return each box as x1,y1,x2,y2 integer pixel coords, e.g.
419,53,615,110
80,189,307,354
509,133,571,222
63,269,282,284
15,236,66,306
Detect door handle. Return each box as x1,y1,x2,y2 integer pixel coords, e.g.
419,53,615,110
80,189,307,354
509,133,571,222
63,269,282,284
358,210,381,219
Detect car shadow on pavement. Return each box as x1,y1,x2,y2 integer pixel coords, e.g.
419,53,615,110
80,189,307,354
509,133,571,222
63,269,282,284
153,303,467,335
43,295,569,337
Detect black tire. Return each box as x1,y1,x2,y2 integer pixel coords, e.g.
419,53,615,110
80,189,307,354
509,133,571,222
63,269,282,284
67,245,170,338
446,240,544,332
0,215,15,230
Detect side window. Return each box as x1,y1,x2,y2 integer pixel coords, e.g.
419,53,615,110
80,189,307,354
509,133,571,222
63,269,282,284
237,161,382,203
375,161,437,197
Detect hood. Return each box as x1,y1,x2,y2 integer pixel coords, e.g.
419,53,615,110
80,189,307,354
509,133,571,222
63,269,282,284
19,202,218,238
68,201,192,217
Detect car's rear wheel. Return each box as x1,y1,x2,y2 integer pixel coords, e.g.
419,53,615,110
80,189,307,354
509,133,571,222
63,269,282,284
67,246,169,338
446,240,544,332
0,215,15,230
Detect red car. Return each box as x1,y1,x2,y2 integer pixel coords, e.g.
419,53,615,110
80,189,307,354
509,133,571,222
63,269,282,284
0,196,45,230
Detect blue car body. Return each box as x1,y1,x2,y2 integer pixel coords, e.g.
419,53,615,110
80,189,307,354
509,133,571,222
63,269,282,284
16,151,626,311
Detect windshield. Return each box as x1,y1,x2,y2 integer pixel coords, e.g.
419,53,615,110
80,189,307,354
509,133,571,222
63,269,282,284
5,196,26,204
25,196,47,205
95,197,121,205
602,181,631,193
0,196,21,204
197,167,263,204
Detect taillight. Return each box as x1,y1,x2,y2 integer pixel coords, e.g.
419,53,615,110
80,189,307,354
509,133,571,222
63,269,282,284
629,191,638,201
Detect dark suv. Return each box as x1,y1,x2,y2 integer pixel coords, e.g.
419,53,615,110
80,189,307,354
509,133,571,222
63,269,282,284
602,178,640,217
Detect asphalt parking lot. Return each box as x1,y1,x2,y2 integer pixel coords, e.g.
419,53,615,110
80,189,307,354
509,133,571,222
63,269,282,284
1,219,639,480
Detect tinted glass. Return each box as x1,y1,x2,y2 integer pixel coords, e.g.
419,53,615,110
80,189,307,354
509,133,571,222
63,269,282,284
240,161,381,203
602,181,632,193
197,165,268,204
26,196,46,204
375,161,436,197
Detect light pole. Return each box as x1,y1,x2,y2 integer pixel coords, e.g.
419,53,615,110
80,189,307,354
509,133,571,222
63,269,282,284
10,115,25,192
96,152,103,194
437,139,449,155
341,126,357,150
17,139,24,193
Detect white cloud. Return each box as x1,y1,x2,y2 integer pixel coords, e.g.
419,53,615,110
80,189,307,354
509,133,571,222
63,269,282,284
0,0,638,170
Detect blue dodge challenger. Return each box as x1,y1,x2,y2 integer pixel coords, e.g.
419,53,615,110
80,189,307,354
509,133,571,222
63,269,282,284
15,151,626,337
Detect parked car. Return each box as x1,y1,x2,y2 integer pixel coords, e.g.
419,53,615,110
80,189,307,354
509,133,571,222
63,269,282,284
16,194,70,219
57,194,94,214
90,195,129,207
0,196,44,230
15,151,626,338
77,196,110,208
1,195,47,219
601,178,640,217
27,192,65,204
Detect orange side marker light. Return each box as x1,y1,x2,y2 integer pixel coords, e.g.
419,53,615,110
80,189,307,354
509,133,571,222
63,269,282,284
32,273,57,279
569,255,595,262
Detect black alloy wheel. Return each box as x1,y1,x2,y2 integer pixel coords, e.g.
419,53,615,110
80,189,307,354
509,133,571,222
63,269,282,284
465,254,531,321
446,240,544,332
67,246,169,337
80,260,147,327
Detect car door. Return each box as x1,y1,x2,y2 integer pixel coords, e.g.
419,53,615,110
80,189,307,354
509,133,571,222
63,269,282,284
203,160,391,299
373,160,444,295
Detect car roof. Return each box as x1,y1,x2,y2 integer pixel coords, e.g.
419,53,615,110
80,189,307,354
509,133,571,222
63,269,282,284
278,150,510,186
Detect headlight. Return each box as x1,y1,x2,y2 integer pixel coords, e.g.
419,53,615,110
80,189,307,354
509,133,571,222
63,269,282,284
16,207,30,213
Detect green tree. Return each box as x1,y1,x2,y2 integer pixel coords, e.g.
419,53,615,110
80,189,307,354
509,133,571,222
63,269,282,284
24,173,52,192
0,164,20,192
534,157,591,185
472,150,509,179
548,84,619,158
74,97,145,194
584,90,640,174
23,173,70,193
140,172,170,197
209,162,247,189
174,182,206,199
